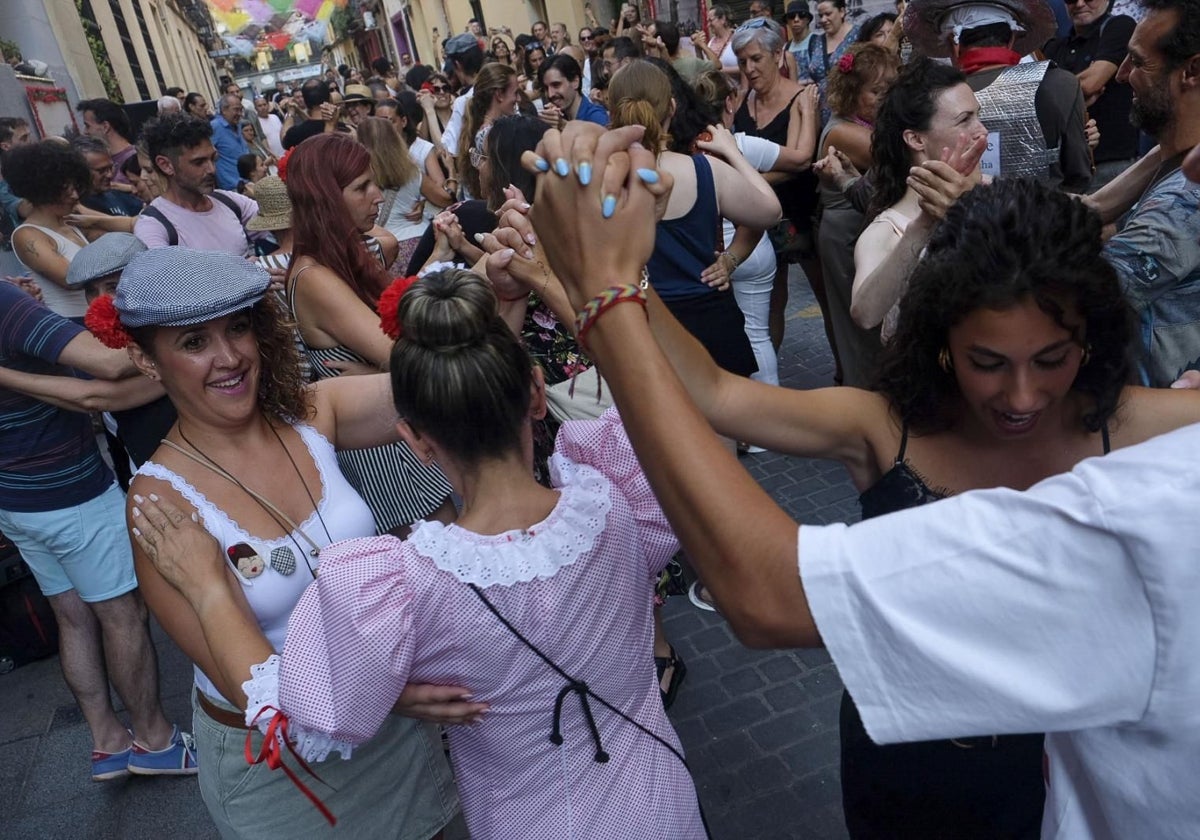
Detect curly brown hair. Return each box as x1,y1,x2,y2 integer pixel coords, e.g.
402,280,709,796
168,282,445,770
129,295,312,424
875,179,1133,435
826,43,900,119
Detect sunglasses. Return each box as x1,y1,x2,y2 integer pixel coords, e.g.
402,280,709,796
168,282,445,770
580,34,594,41
737,18,773,31
786,12,811,19
524,41,544,52
431,84,450,93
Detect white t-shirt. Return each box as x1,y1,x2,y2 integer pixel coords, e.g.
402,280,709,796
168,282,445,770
134,191,258,256
260,113,285,158
441,88,472,155
799,422,1200,839
721,135,778,280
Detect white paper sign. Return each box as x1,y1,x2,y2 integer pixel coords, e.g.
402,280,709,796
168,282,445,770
980,131,1001,177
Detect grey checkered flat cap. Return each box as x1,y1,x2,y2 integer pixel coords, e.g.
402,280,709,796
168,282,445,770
116,247,271,328
65,233,147,289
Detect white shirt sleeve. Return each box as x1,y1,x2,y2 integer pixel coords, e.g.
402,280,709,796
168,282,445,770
735,133,781,173
800,462,1157,746
441,91,470,155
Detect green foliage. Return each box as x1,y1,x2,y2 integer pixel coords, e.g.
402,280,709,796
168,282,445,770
0,38,21,62
74,0,123,101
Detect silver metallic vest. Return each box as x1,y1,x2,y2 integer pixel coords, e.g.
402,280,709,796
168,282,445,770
973,61,1057,180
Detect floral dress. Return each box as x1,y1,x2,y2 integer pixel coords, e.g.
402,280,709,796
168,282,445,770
801,24,862,124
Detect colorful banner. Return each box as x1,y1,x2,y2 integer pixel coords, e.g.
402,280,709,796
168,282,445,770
203,0,347,36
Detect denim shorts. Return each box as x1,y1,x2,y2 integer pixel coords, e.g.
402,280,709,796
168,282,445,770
191,690,459,840
0,482,137,602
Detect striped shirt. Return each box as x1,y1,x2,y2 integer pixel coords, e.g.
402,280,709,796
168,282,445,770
0,283,112,512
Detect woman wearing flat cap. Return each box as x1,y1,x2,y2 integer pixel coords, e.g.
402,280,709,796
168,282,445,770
95,248,461,839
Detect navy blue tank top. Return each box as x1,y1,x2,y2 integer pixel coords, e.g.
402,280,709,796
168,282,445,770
645,154,719,301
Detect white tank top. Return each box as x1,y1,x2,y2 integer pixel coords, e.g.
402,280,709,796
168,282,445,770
13,223,88,318
136,423,377,704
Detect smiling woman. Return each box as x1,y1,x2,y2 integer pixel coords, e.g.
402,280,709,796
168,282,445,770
283,133,456,537
112,248,460,839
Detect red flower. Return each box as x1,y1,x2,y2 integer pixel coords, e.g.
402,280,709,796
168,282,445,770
84,294,133,349
377,275,420,340
277,147,294,181
837,53,855,73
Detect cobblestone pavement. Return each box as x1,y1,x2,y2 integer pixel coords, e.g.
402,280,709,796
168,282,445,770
0,268,858,839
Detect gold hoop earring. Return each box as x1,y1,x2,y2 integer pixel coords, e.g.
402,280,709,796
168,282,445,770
1080,344,1092,366
938,347,953,373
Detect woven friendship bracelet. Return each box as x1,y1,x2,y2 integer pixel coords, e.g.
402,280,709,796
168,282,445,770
575,269,650,348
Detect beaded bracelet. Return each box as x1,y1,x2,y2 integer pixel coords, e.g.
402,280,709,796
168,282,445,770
574,268,650,348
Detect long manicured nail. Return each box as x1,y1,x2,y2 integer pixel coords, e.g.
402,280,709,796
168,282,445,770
149,493,159,502
554,158,570,177
133,494,145,503
524,232,537,245
132,527,142,538
473,232,486,243
636,168,660,184
132,507,141,518
601,194,617,219
498,248,515,261
532,156,550,172
577,161,592,185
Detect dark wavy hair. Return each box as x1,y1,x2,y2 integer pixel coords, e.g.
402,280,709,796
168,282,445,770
867,58,964,219
141,113,214,175
286,133,391,307
129,295,312,424
390,269,532,464
875,179,1134,435
5,141,91,206
484,114,548,210
1141,0,1200,69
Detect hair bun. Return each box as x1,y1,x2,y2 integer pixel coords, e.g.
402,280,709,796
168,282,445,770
398,269,497,352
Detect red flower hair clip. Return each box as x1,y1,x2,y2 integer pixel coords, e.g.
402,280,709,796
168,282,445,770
277,147,294,182
378,275,420,340
84,294,133,349
837,53,855,73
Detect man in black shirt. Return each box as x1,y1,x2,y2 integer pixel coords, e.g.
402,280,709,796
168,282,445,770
1043,0,1138,189
281,78,344,150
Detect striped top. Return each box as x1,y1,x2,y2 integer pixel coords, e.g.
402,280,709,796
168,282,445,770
285,241,452,533
0,283,112,512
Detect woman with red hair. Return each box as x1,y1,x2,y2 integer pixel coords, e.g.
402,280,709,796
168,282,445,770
285,133,454,535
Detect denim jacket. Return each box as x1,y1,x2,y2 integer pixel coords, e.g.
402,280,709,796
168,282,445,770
1103,167,1200,387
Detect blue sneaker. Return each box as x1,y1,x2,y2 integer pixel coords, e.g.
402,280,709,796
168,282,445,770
127,726,198,776
91,744,131,781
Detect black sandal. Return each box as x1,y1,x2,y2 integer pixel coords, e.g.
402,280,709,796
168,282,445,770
655,646,687,710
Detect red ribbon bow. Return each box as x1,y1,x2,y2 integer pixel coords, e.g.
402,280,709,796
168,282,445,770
245,706,338,826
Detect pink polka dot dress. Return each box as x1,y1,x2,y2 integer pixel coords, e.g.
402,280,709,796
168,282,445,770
243,410,707,839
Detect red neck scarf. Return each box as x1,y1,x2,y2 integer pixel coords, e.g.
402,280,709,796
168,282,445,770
959,47,1022,75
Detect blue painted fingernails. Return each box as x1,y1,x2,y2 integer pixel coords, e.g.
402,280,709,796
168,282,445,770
577,162,592,186
533,156,550,172
601,194,617,219
636,168,660,184
554,158,570,177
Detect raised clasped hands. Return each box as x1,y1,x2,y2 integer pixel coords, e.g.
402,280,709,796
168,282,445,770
130,493,227,605
520,122,672,310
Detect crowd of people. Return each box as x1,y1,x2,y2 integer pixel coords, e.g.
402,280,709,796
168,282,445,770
0,0,1198,837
